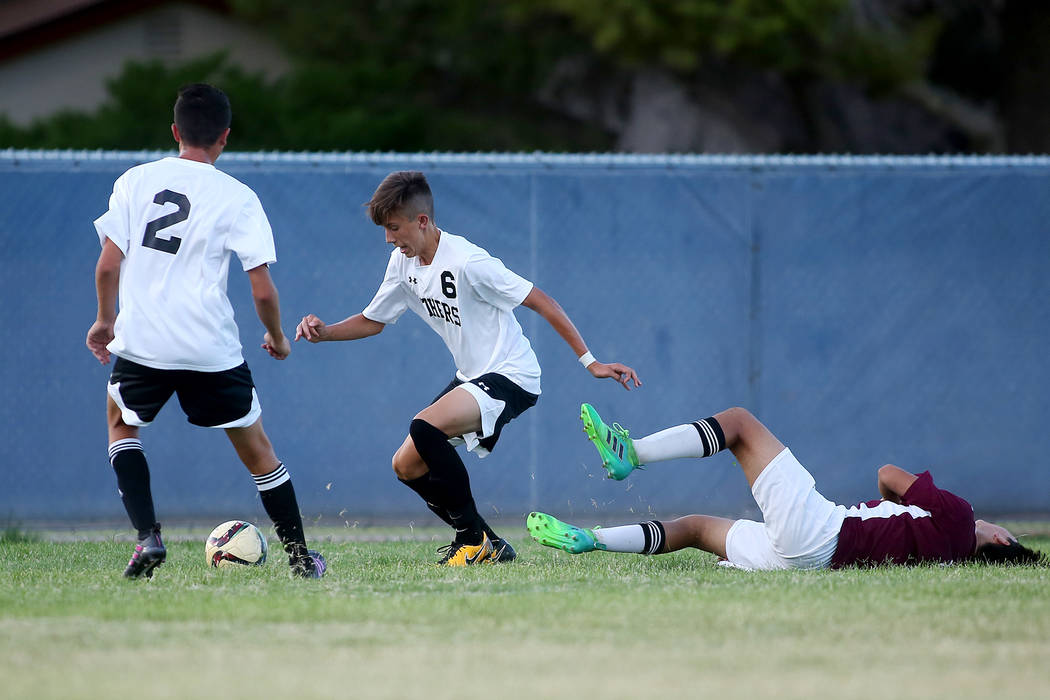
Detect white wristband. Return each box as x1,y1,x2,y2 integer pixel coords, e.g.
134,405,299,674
578,351,596,368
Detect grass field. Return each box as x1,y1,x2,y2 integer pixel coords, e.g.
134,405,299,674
2,524,1049,700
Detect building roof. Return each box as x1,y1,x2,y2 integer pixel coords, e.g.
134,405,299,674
0,0,229,61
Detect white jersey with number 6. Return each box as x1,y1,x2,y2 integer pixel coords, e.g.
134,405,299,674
362,230,541,394
93,156,276,371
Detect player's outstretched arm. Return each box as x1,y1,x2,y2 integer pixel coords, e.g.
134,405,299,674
295,312,385,343
247,264,290,360
520,287,641,390
86,239,123,365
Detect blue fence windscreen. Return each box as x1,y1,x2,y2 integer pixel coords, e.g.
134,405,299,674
1,151,1047,527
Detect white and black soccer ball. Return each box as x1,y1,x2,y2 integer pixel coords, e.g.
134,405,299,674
205,520,268,568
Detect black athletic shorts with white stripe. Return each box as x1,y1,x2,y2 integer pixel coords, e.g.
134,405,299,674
107,356,261,428
432,372,538,454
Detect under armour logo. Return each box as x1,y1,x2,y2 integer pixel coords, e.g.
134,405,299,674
477,381,491,393
408,276,418,284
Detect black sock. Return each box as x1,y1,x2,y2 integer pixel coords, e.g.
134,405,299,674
641,520,667,555
401,476,498,541
691,417,726,457
109,439,157,539
253,463,308,564
479,516,499,544
409,419,483,544
400,474,457,528
431,502,497,544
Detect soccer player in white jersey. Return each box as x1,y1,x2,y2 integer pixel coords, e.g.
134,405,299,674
528,404,1045,569
295,171,641,566
86,84,325,579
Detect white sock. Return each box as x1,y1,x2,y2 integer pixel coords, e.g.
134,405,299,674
593,524,644,552
633,424,704,463
592,521,665,554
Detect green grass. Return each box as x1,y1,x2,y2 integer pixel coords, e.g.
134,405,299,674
1,525,40,543
2,527,1048,700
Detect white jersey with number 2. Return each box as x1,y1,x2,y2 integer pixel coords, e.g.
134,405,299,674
93,156,276,371
362,230,541,395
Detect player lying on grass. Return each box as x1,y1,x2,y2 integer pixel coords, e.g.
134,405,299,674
295,171,640,566
87,84,325,579
528,404,1046,569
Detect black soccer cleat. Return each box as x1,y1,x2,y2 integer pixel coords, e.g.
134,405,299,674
292,550,327,579
123,525,166,579
489,537,517,564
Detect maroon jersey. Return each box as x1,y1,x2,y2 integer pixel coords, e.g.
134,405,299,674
830,471,976,568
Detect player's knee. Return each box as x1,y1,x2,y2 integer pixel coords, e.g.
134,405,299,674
718,406,756,441
391,450,408,479
409,417,448,445
392,437,426,481
721,406,754,425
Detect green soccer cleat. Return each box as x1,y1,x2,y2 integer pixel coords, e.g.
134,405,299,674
580,403,640,480
527,512,605,554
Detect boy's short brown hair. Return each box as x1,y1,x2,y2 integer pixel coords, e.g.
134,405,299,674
365,171,434,226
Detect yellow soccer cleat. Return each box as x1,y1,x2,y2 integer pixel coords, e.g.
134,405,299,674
436,532,494,566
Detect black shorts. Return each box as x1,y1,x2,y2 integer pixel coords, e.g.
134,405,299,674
432,372,539,454
108,356,260,428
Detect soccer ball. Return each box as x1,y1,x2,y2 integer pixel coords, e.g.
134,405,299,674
205,520,268,568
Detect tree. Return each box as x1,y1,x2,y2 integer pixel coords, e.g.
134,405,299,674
2,0,1045,152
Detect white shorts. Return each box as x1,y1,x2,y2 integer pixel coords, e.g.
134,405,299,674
724,448,845,571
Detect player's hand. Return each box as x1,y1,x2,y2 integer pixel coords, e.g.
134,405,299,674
86,321,114,364
295,314,327,343
262,331,291,360
588,361,641,390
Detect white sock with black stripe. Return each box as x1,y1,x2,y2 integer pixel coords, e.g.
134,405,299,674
691,417,726,457
633,417,726,463
592,520,667,554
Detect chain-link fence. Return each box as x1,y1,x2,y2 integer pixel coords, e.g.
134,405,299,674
2,151,1048,526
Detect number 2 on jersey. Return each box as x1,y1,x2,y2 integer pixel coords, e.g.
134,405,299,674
142,189,190,254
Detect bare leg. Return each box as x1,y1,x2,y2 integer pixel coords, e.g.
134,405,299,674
713,407,785,488
107,395,138,442
392,436,426,480
391,386,481,480
224,419,280,475
660,515,735,558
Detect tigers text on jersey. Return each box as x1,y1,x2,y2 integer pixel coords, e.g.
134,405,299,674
93,156,276,371
362,230,541,394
